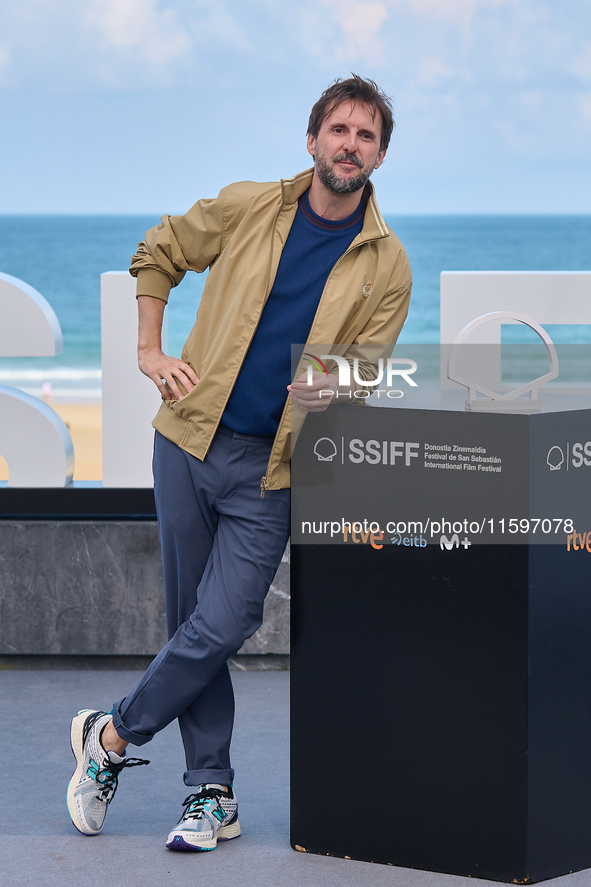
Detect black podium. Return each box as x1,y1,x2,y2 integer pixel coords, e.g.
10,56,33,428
290,401,591,882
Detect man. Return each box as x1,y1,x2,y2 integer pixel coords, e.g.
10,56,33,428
67,75,412,851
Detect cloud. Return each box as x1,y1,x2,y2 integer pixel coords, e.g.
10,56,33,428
83,0,189,56
388,0,509,24
0,0,590,149
570,44,591,127
81,0,192,87
414,57,455,89
570,44,591,83
0,46,10,73
340,3,389,56
0,0,251,91
309,0,514,74
579,95,591,123
318,0,389,59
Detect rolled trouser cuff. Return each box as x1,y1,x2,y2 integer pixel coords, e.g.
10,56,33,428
112,698,154,747
184,768,235,787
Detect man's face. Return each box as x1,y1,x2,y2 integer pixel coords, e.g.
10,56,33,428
307,101,386,195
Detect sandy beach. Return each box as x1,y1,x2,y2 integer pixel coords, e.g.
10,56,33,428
0,401,103,482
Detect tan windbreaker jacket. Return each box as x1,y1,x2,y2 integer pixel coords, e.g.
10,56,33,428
130,168,412,492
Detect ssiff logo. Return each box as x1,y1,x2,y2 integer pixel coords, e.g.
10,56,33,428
313,437,337,461
546,441,591,470
312,436,420,467
547,446,564,470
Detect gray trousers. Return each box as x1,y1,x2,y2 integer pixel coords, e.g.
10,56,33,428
113,429,290,786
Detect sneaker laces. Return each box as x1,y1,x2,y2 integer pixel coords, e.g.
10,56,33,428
94,754,150,804
180,787,226,822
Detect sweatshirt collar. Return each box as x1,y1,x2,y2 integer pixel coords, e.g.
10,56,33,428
280,168,390,242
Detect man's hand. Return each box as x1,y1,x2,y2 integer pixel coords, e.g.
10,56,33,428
287,371,338,412
138,348,200,401
137,295,199,401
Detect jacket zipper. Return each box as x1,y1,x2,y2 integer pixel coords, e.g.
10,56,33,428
204,202,284,466
261,187,388,495
257,199,289,499
260,220,389,496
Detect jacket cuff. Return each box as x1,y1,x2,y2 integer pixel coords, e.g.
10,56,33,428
134,269,172,303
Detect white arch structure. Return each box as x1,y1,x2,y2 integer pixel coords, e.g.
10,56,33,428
440,272,591,392
0,272,74,487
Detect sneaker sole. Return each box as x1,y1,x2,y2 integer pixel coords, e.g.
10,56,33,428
166,818,241,851
66,709,101,836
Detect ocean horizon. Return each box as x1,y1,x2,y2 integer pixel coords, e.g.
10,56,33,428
1,213,590,399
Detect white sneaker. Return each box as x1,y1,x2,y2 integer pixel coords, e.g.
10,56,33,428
67,709,149,835
166,784,241,851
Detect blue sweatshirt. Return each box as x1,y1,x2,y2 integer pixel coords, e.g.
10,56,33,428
221,189,365,436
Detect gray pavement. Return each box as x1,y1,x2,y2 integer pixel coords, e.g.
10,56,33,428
1,666,591,887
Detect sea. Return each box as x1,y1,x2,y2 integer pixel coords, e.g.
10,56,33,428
0,214,590,400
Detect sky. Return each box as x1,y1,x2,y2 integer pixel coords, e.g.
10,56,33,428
0,0,590,214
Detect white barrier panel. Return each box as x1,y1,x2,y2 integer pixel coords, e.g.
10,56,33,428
101,272,168,488
0,386,74,486
440,272,591,390
0,271,63,355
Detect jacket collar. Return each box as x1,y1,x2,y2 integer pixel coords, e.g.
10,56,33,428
280,168,390,242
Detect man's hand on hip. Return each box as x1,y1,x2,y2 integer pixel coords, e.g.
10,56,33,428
137,295,199,401
138,348,200,402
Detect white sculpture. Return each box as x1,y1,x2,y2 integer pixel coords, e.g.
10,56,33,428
0,273,74,487
447,311,559,412
0,271,63,356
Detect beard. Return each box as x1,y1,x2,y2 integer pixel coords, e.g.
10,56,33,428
314,151,374,195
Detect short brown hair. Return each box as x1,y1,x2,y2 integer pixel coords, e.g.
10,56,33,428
307,75,394,153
